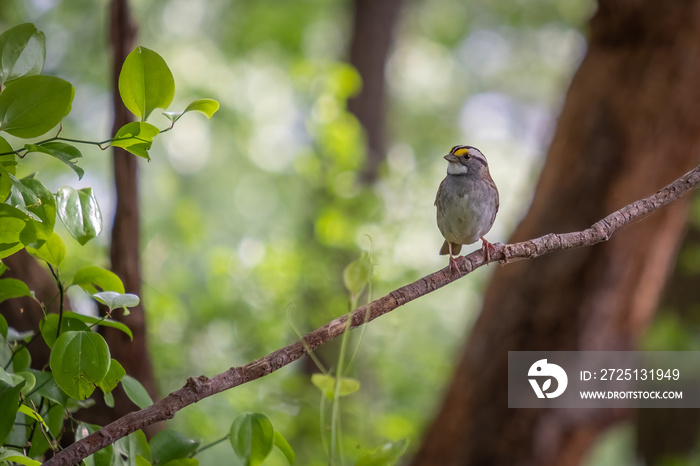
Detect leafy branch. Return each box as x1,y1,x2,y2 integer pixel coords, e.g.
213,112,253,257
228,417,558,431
43,162,700,466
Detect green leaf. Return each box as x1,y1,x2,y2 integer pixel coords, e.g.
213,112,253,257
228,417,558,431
97,358,126,395
311,374,360,400
343,254,372,296
0,75,74,138
119,46,174,121
122,375,153,409
273,430,295,465
0,203,29,259
29,370,69,407
93,291,140,311
0,449,41,466
111,121,160,159
49,330,111,400
76,422,116,466
24,142,84,179
0,366,19,385
63,311,133,340
0,277,32,304
12,345,31,372
0,314,7,338
0,23,45,85
71,265,125,294
355,439,409,466
115,429,152,464
56,186,102,245
136,455,154,466
15,372,34,396
163,98,220,124
0,136,16,201
160,459,198,466
39,314,89,349
8,175,56,237
18,403,47,431
150,430,200,464
104,389,115,407
26,231,65,267
0,379,23,443
230,413,275,466
27,403,64,458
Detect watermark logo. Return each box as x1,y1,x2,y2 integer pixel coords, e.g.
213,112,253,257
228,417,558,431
528,359,568,398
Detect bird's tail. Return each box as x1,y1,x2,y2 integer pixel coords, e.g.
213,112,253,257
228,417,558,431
440,241,462,256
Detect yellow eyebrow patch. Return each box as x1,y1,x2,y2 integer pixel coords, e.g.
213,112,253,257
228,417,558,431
453,147,469,156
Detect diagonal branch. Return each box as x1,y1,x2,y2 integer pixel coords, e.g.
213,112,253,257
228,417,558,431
45,163,700,466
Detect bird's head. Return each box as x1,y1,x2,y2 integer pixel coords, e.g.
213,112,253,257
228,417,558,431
444,145,488,176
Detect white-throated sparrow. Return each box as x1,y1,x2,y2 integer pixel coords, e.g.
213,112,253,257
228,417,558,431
435,145,499,273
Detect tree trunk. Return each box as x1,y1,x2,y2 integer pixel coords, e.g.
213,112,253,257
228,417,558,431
77,0,159,433
412,1,700,465
1,250,58,369
635,224,700,463
107,0,158,415
347,0,403,184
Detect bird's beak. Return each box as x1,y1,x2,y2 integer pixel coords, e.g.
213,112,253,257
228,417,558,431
444,154,458,163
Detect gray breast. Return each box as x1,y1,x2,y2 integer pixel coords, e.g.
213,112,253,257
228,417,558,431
436,174,497,245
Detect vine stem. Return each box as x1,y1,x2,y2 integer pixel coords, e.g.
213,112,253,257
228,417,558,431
44,162,700,466
47,264,64,339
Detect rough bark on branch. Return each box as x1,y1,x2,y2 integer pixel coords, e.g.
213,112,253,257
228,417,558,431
44,162,700,466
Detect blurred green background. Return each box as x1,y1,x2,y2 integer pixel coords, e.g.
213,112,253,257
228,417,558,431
8,0,685,464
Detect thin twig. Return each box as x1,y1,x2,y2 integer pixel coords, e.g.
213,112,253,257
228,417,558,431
43,163,700,466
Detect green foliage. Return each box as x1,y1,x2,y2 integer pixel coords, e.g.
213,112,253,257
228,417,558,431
98,358,126,395
355,439,409,466
49,331,111,400
229,413,294,466
119,46,175,121
163,99,220,124
26,231,66,267
24,142,84,179
0,75,74,138
76,424,152,466
122,375,154,409
0,204,30,259
150,429,201,464
0,23,45,86
230,413,275,466
0,379,23,443
0,278,32,303
92,291,140,312
311,374,360,400
0,448,41,466
343,254,372,297
55,186,102,245
71,265,125,294
273,430,295,465
0,21,219,463
112,121,160,159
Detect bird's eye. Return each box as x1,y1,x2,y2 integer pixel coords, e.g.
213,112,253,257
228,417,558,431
453,147,469,156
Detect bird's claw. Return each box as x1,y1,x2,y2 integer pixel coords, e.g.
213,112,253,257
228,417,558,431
449,255,461,275
480,237,496,262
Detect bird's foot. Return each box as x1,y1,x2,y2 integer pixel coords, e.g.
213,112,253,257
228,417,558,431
480,237,496,262
449,254,461,275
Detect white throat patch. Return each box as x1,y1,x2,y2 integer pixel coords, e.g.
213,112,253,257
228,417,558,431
447,161,469,175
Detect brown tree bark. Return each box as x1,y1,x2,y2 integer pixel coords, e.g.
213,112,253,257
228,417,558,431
106,0,158,412
347,0,403,184
77,0,159,432
412,1,700,465
1,250,57,369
